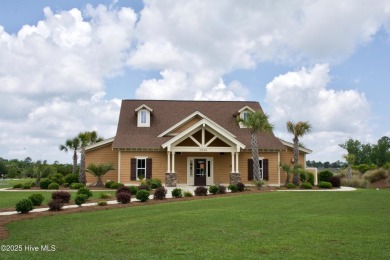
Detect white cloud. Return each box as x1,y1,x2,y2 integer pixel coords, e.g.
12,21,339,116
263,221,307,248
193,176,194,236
265,64,371,161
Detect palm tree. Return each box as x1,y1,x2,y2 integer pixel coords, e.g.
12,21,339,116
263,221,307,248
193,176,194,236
59,137,81,175
343,153,355,180
237,111,274,180
78,131,104,184
281,162,293,186
86,163,115,187
287,121,312,186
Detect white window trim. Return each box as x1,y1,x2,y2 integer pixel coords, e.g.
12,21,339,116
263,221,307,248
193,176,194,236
136,158,147,180
137,109,150,127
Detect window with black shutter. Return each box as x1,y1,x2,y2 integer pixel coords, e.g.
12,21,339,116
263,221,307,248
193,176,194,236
248,158,269,181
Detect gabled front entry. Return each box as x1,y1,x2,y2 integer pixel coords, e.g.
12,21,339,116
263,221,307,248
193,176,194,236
194,159,207,186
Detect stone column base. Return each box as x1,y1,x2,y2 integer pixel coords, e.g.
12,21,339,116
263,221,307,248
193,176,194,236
165,172,177,187
230,172,241,184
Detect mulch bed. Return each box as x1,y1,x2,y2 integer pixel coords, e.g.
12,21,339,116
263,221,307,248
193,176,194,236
0,188,272,240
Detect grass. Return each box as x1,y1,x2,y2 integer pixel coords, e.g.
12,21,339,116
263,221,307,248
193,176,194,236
0,191,116,210
1,189,390,259
0,178,35,188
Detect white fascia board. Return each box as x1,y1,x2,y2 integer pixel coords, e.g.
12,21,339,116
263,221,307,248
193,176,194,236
279,138,312,154
238,105,255,113
135,104,153,112
85,137,115,151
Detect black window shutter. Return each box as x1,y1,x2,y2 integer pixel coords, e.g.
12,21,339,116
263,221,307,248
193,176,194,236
248,159,253,181
130,158,136,181
263,159,269,181
146,158,152,179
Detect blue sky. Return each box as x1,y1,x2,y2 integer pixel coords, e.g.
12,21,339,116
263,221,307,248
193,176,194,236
0,0,389,164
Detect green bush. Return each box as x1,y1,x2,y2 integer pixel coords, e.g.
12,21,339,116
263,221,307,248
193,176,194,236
77,187,93,199
75,194,88,206
218,185,227,194
354,164,377,174
23,183,32,189
70,183,84,189
28,194,44,206
48,183,60,190
183,191,193,197
110,182,124,189
48,199,63,211
228,184,238,193
252,180,265,190
194,186,208,196
64,174,79,185
105,180,115,188
52,191,71,203
40,178,52,189
300,182,313,189
138,184,151,191
318,170,333,182
286,183,296,189
136,189,150,202
147,178,162,189
318,181,333,189
307,173,315,186
99,193,113,199
116,192,131,204
129,185,138,195
208,185,220,195
97,201,108,206
300,171,307,182
236,182,245,192
15,199,34,213
153,187,167,200
171,188,183,198
50,173,64,185
13,183,23,189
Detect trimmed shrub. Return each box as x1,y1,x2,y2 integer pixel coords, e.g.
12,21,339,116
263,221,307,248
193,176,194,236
116,186,131,195
228,184,238,193
318,181,333,189
64,174,79,185
28,193,44,206
218,185,227,194
15,199,33,214
318,170,333,182
105,180,115,188
48,183,60,190
307,173,315,186
171,188,183,198
99,193,113,199
70,183,84,189
48,199,63,211
110,182,124,189
50,173,64,185
138,184,151,191
183,191,193,197
75,194,88,206
236,182,245,192
13,183,23,189
77,187,93,199
51,191,71,203
286,183,296,189
129,185,138,195
97,201,108,206
23,184,32,189
136,190,150,202
208,185,220,195
147,178,162,189
194,186,208,196
40,178,52,189
300,182,313,189
329,176,341,188
153,187,167,200
116,192,131,204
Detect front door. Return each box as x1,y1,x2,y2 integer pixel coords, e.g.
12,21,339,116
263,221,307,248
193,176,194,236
194,159,207,186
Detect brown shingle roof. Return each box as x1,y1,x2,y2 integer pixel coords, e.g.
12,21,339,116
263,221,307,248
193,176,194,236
112,100,285,150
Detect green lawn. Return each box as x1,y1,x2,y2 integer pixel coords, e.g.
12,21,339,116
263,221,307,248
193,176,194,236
0,190,116,210
0,178,35,188
1,189,390,259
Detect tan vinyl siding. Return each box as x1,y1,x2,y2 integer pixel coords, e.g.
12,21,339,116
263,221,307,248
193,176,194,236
238,152,279,185
85,144,118,184
280,147,306,167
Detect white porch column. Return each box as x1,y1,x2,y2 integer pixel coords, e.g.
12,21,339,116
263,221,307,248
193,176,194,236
172,152,176,173
235,152,239,173
167,151,171,172
231,152,234,172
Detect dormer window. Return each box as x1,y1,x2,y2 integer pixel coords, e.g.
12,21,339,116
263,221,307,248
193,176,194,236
135,104,153,127
237,106,255,128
